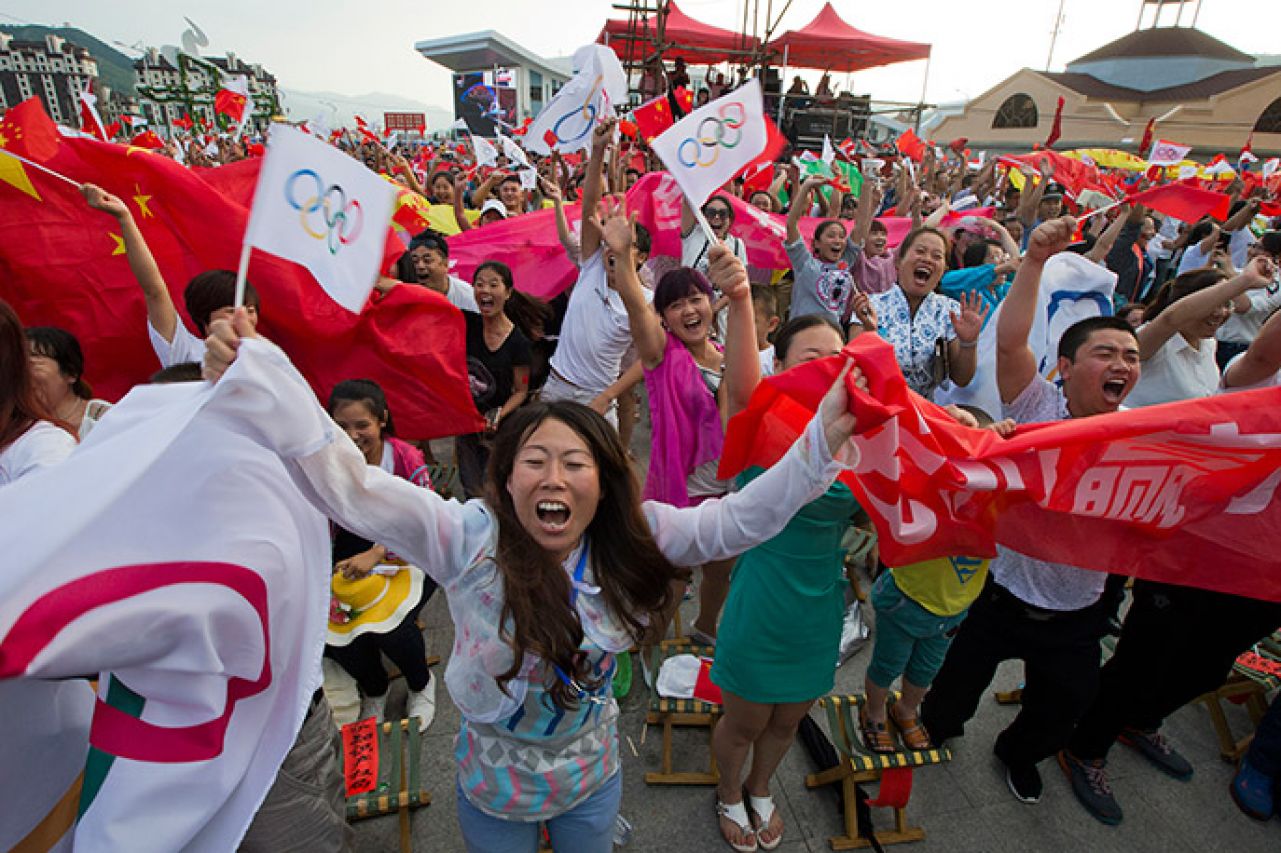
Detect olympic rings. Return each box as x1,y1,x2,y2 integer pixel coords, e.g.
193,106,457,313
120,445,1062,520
674,102,746,169
549,76,603,145
285,169,365,255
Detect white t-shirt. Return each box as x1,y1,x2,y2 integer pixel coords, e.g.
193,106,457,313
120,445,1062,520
992,376,1106,611
1176,243,1212,276
443,276,479,312
0,421,75,486
1126,330,1220,408
148,320,206,368
1218,285,1281,345
758,345,776,378
681,229,747,277
547,250,651,395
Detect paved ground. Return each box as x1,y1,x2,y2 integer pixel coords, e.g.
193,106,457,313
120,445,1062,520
347,422,1280,852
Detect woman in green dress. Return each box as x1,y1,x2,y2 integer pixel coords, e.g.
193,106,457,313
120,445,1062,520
710,313,861,852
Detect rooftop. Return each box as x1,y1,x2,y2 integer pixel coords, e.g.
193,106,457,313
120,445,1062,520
1068,26,1255,66
414,30,569,81
1041,65,1281,102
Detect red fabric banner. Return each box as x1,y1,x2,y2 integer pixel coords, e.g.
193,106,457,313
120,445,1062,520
0,136,480,440
341,718,380,796
721,335,1281,603
1129,182,1231,223
0,96,61,160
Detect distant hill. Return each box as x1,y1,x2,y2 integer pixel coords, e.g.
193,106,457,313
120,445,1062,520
0,24,136,96
279,87,454,130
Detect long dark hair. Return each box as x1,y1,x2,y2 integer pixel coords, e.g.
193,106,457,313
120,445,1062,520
1,300,69,452
475,260,552,342
1146,267,1226,321
327,378,394,435
485,401,687,709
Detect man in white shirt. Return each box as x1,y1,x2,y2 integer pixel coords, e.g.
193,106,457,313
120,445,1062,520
82,183,260,368
400,230,478,312
922,217,1142,806
541,117,651,428
1215,232,1281,370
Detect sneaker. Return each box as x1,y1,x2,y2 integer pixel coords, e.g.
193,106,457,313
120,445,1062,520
407,676,437,733
1058,751,1123,825
1229,756,1275,821
1118,728,1193,781
359,694,385,725
1004,761,1043,804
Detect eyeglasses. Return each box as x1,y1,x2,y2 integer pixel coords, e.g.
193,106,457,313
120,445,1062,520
704,208,731,221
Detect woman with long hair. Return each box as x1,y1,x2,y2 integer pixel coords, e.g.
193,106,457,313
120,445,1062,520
1126,256,1276,408
25,326,112,439
0,300,75,485
202,284,860,852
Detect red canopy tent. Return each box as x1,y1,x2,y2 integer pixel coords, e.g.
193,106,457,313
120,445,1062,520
767,2,930,72
597,1,760,65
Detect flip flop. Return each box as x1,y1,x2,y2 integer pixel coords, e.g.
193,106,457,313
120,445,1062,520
860,704,897,754
716,798,758,852
745,790,783,850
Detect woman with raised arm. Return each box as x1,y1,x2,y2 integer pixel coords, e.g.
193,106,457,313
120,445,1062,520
201,304,861,853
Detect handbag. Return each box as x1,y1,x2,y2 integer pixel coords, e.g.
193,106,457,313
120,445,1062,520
930,336,950,389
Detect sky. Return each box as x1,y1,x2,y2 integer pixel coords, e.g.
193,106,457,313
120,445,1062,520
1,0,1271,117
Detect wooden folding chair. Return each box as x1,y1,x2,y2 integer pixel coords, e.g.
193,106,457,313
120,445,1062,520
806,694,951,850
424,464,460,500
345,718,431,853
643,642,721,786
1196,629,1281,761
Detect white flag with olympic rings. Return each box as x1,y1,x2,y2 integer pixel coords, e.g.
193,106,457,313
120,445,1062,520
650,79,768,213
244,124,397,313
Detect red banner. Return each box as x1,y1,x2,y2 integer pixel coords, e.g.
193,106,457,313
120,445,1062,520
341,718,380,796
721,335,1281,603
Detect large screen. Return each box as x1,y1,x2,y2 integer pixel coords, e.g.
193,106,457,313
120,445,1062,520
452,69,518,137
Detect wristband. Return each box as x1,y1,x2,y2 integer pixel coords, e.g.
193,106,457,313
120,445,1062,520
958,340,978,349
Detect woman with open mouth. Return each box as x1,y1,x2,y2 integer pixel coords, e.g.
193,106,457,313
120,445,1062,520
201,301,862,853
858,227,989,400
602,198,758,648
1125,256,1277,408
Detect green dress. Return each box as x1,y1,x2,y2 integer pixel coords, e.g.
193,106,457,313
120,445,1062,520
711,468,859,704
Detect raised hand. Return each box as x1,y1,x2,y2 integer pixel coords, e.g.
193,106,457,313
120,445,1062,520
1242,254,1278,288
592,116,618,152
80,183,130,220
202,307,259,383
1024,215,1077,263
584,196,635,258
706,243,750,303
850,290,877,331
950,291,990,343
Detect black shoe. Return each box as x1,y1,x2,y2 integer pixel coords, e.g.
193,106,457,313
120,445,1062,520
1118,728,1193,781
1058,750,1123,825
1004,761,1043,804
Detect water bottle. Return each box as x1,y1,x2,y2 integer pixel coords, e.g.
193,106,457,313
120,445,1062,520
613,813,633,847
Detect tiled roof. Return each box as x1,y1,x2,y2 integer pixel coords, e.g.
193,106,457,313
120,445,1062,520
1041,66,1281,102
1068,26,1254,65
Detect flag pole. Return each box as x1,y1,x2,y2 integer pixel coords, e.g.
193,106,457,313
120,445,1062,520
1077,198,1124,223
232,239,252,308
0,149,81,188
691,203,720,245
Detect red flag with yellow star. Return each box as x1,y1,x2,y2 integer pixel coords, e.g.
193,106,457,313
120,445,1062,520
631,95,675,143
0,96,61,161
0,136,480,440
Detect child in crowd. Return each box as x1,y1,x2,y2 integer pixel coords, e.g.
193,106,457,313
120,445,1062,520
861,404,1015,753
751,285,781,378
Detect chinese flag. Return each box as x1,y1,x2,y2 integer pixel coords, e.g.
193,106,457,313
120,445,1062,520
1128,182,1231,222
214,77,250,124
0,137,481,439
0,96,61,161
1044,96,1065,149
130,130,166,150
173,113,194,131
632,96,675,143
896,128,926,163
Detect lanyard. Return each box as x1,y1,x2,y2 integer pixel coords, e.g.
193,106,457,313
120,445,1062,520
553,542,608,705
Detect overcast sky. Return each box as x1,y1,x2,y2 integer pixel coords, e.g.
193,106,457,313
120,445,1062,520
2,0,1270,112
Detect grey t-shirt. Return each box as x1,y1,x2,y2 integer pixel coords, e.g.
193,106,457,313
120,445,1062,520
785,238,861,324
991,376,1107,611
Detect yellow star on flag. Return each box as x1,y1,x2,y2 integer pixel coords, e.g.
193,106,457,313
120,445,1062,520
0,150,39,200
133,185,154,218
109,232,126,256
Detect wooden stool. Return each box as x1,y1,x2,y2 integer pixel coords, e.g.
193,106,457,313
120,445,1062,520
806,694,951,850
344,718,431,853
1197,629,1281,761
643,642,721,786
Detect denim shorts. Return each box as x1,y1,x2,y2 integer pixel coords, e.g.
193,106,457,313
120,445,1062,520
866,572,969,690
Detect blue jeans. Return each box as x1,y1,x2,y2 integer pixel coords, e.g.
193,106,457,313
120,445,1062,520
455,770,621,853
866,572,968,690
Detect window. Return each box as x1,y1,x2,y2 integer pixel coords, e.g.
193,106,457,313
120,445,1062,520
1255,96,1281,134
992,93,1038,129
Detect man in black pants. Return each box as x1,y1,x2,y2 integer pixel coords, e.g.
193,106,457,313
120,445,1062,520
921,216,1142,804
1060,582,1281,824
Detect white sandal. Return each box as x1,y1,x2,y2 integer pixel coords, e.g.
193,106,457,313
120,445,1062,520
746,793,783,850
715,798,758,852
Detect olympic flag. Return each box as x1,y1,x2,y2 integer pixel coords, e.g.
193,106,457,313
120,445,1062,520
525,45,626,156
243,124,397,313
650,79,768,213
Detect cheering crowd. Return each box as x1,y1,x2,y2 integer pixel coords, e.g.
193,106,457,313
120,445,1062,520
5,63,1281,853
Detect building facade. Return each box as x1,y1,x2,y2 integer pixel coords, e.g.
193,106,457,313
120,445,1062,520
133,48,280,135
932,27,1281,157
0,32,98,124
